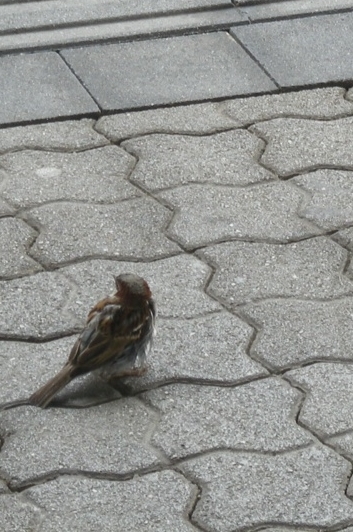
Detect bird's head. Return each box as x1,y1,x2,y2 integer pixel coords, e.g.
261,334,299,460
114,273,152,306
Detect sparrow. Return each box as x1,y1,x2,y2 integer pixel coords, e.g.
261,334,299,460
29,273,156,408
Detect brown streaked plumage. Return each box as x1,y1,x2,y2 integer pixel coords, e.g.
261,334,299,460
29,273,156,408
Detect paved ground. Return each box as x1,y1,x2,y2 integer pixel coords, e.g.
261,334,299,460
2,1,353,531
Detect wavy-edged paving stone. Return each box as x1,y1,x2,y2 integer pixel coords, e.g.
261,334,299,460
0,218,41,277
143,378,311,459
199,237,352,306
62,255,221,321
96,103,239,140
25,471,197,532
251,117,353,176
328,432,353,462
242,298,353,370
0,198,14,217
0,272,77,338
181,446,353,531
124,312,267,392
0,146,137,208
1,494,41,532
122,130,274,191
224,87,353,125
0,399,162,488
0,119,108,154
294,169,353,230
0,337,121,407
288,363,353,437
159,182,318,248
28,199,180,266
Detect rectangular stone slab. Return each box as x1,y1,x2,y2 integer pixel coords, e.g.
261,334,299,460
61,32,276,110
231,12,353,87
0,51,99,125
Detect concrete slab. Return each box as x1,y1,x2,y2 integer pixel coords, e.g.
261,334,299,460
27,199,180,266
24,472,197,532
159,182,320,248
181,447,353,530
96,102,239,140
0,218,41,277
124,312,267,391
251,117,353,177
0,52,98,125
0,399,162,488
0,146,137,208
294,169,353,231
242,298,353,370
61,33,276,110
143,379,312,458
123,130,274,191
232,12,353,87
199,237,353,306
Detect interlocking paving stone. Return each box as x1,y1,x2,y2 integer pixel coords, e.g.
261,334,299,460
25,471,198,532
251,117,353,177
95,103,239,140
334,227,353,252
0,400,162,487
159,182,319,248
294,169,353,230
0,146,137,208
0,272,77,338
1,494,40,532
0,198,15,217
199,237,352,306
61,33,276,110
123,131,274,191
143,379,311,458
0,52,98,125
288,363,353,437
0,218,41,277
0,481,8,494
232,12,353,87
242,298,353,370
124,312,266,391
0,337,121,407
181,446,353,530
328,432,353,462
0,119,108,154
223,87,353,125
61,255,221,321
27,199,180,266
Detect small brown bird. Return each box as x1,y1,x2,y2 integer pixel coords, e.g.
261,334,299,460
29,273,156,408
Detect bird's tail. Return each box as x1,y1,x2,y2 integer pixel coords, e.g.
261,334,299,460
29,365,73,408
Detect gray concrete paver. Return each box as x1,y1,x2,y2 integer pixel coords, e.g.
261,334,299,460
294,169,353,230
0,52,98,125
143,379,312,459
24,471,198,532
0,272,77,338
223,87,353,125
123,130,274,191
242,298,353,370
61,33,276,110
232,12,353,87
95,102,239,140
181,446,353,531
199,237,352,306
0,119,108,154
1,494,41,532
125,312,267,391
61,255,221,321
159,182,320,248
0,146,137,208
251,117,353,176
27,199,180,266
288,363,353,437
0,218,41,277
0,400,162,487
